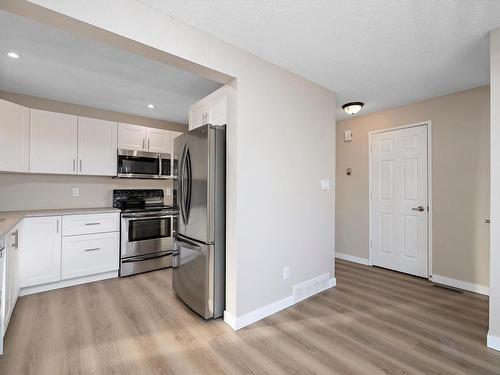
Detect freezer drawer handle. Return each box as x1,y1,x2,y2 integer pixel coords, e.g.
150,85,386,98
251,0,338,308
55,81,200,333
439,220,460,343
175,239,201,252
122,252,172,263
85,222,101,226
84,247,100,252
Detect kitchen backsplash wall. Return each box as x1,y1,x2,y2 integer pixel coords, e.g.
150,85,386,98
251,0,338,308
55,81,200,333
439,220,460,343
0,173,174,211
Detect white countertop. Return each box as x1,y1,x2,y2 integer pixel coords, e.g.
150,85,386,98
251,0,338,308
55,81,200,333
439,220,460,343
0,207,120,237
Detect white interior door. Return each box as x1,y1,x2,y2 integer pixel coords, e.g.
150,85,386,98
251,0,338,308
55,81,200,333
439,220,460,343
370,125,428,277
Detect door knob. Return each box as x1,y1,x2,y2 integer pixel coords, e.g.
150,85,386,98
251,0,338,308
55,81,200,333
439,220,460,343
412,206,425,212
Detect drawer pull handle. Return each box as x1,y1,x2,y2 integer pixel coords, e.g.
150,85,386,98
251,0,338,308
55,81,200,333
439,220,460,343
84,247,100,252
85,222,101,226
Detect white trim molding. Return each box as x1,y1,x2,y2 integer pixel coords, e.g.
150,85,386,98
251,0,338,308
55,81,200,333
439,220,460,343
487,332,500,351
336,252,370,266
20,271,118,296
223,273,337,330
431,274,489,296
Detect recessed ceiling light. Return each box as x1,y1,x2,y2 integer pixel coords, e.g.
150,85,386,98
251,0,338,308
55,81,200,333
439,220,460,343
342,102,364,115
6,51,20,59
147,104,155,109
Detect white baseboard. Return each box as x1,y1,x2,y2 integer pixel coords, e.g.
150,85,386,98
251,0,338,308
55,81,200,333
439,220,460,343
223,274,337,331
20,271,118,296
430,274,489,296
487,332,500,351
335,252,370,266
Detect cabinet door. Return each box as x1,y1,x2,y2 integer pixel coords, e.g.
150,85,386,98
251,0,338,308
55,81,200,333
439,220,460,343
78,117,117,176
0,100,30,172
61,232,119,280
189,101,210,130
209,94,228,126
21,216,61,288
146,128,171,153
30,109,78,174
117,123,146,151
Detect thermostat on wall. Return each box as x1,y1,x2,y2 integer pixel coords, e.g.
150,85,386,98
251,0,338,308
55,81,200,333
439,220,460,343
344,130,352,142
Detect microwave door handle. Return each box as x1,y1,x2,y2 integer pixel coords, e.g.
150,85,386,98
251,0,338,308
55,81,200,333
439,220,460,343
158,154,162,177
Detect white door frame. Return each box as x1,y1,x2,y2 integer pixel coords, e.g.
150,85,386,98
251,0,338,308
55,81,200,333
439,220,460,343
368,121,433,279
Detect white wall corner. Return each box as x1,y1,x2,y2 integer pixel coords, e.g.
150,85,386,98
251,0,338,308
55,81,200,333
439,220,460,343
329,277,337,288
335,252,370,266
223,310,237,330
487,332,500,351
431,274,489,296
224,273,336,331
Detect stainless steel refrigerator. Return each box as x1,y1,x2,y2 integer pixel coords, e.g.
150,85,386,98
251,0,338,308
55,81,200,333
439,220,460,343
172,124,225,319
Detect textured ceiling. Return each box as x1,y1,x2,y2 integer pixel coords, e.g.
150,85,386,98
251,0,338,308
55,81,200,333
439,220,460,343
139,0,500,120
0,10,222,124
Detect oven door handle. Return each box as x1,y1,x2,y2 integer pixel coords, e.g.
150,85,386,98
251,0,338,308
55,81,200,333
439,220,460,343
122,252,172,263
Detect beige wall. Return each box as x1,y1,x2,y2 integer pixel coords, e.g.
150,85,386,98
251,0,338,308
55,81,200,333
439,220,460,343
489,28,500,349
336,86,490,287
0,173,173,211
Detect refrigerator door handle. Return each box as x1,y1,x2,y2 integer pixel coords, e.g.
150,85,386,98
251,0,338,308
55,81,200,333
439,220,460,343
179,144,192,225
179,144,186,223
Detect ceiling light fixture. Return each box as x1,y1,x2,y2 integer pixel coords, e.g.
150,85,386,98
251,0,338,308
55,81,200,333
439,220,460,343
147,104,155,109
6,51,20,59
342,102,364,115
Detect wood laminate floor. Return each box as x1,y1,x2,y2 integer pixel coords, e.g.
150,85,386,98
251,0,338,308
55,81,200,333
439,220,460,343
1,259,499,374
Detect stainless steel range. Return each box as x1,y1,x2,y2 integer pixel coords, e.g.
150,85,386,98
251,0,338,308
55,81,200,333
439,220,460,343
113,189,177,277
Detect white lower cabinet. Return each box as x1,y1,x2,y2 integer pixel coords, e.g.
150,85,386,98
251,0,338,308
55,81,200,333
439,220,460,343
4,224,21,335
20,212,120,295
21,216,61,288
62,232,119,280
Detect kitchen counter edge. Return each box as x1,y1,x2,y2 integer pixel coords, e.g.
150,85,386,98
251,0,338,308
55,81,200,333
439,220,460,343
0,207,121,237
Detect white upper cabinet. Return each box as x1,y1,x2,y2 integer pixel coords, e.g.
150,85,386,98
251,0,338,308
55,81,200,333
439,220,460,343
0,100,30,173
189,100,210,130
117,122,146,151
30,109,78,174
209,93,228,126
78,117,117,176
146,127,171,154
188,86,231,130
118,123,173,153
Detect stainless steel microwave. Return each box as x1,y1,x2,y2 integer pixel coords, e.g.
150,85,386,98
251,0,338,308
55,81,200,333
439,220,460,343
117,149,171,179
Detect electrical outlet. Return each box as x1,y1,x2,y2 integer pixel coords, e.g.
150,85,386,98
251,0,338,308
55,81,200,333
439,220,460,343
72,188,79,197
166,188,171,196
283,266,290,280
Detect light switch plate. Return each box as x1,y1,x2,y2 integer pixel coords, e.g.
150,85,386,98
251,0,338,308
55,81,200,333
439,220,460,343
165,188,171,196
344,130,352,142
320,180,331,190
72,188,79,197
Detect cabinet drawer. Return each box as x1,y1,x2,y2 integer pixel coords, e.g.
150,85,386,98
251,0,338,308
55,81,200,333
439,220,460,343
61,232,119,280
62,213,119,236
